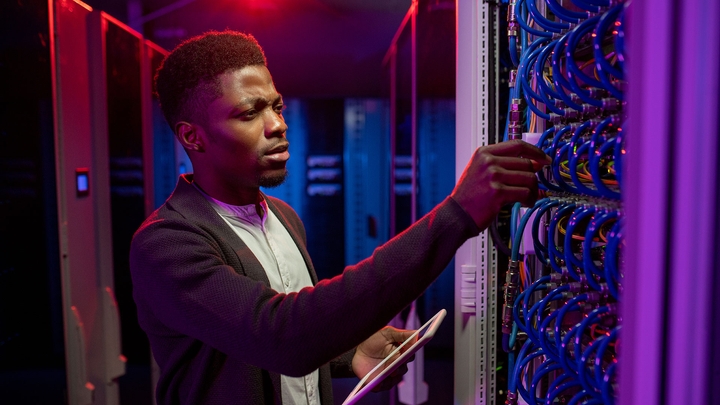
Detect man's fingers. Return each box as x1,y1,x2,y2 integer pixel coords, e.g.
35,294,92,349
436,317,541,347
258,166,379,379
494,169,539,189
497,184,540,207
384,327,416,347
490,156,549,172
483,139,552,164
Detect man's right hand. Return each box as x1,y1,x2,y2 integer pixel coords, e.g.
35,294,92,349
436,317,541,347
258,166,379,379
450,139,552,231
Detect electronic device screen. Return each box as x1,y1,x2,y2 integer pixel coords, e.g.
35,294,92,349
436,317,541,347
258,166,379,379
342,309,447,405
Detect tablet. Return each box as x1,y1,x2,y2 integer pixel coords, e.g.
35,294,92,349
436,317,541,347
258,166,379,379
342,309,447,405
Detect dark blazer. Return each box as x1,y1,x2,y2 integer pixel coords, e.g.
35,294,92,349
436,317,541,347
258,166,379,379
129,174,478,404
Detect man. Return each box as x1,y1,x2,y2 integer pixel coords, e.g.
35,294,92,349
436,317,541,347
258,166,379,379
130,30,550,405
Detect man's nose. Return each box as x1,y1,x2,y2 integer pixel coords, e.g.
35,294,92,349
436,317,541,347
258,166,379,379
265,111,287,137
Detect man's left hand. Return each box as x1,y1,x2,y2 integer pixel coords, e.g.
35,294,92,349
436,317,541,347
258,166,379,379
352,326,416,392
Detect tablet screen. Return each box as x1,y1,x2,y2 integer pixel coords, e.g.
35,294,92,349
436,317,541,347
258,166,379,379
342,309,447,405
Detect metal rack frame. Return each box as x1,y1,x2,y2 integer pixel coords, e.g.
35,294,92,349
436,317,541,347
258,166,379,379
454,1,501,404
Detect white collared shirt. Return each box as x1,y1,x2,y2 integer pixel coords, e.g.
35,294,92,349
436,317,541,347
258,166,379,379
199,187,320,405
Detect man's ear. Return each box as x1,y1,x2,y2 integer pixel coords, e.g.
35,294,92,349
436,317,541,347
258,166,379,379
175,121,205,152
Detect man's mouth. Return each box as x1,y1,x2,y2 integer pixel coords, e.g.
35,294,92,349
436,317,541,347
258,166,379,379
265,143,290,162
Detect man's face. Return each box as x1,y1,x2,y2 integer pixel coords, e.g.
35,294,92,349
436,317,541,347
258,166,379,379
197,65,289,190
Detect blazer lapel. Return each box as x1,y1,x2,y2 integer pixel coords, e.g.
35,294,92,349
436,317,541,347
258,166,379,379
167,175,285,403
167,175,272,287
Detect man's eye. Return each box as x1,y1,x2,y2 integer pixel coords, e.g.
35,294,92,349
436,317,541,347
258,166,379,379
274,104,286,114
239,110,257,119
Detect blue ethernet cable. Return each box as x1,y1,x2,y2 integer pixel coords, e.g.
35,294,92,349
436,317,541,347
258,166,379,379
587,116,617,171
514,0,552,37
568,140,603,197
547,0,588,22
510,202,521,243
504,199,548,352
531,284,570,360
545,124,574,177
555,293,591,373
583,209,619,291
571,0,607,12
502,3,624,404
532,199,560,264
589,137,621,199
573,305,615,384
604,219,623,300
602,362,617,405
538,307,562,362
564,205,597,278
553,143,582,193
594,2,625,79
560,318,582,377
614,8,626,72
546,376,582,405
514,344,545,404
520,41,553,120
552,33,585,111
537,126,556,149
512,198,548,261
556,121,597,194
594,4,625,99
530,361,563,405
594,326,619,390
548,202,578,277
509,35,520,67
613,121,625,189
534,41,566,115
520,276,551,344
566,16,605,107
578,334,607,398
568,390,602,405
526,0,569,32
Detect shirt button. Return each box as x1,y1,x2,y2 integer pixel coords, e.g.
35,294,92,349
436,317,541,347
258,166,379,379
284,279,290,287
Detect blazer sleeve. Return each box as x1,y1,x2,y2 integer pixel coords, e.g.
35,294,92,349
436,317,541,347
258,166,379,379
130,196,478,378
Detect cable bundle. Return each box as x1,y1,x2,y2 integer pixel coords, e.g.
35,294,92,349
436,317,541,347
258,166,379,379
500,1,627,404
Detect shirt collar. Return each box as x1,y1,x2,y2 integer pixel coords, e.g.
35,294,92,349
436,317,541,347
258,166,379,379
193,182,268,226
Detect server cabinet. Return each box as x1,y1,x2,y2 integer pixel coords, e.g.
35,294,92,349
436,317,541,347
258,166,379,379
95,12,154,405
0,0,66,402
50,1,166,403
53,1,125,404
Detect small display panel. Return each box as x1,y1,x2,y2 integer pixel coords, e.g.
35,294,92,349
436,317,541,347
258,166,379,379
76,168,89,197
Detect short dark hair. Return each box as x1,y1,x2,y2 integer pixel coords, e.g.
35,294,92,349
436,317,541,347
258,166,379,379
155,30,267,128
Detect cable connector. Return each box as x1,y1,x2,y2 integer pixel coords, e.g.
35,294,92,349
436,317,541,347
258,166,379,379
582,103,600,119
585,291,601,304
568,281,585,293
602,98,620,113
550,272,564,284
597,282,611,301
563,107,580,122
508,98,522,140
587,87,608,99
505,391,518,405
507,0,518,37
508,69,517,88
501,260,521,334
549,113,564,126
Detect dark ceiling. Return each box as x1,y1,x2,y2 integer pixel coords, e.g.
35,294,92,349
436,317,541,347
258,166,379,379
82,0,415,97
